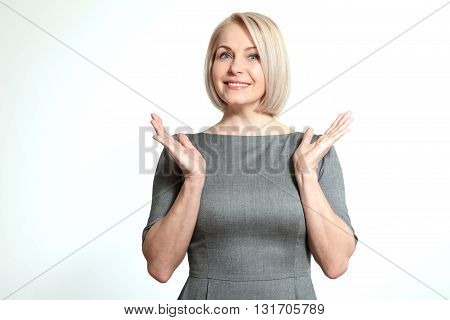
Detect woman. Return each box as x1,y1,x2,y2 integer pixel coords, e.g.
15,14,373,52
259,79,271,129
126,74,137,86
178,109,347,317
142,12,357,300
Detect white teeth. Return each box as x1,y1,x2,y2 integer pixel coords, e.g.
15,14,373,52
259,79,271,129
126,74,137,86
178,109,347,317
227,82,249,86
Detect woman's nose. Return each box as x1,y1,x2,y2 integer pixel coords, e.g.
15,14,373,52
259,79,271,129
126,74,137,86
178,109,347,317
229,58,245,74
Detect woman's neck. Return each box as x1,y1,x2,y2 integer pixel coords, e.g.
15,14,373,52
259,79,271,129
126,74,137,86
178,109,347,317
204,111,294,136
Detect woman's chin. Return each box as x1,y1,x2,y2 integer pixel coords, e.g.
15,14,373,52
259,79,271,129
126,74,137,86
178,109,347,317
224,97,258,106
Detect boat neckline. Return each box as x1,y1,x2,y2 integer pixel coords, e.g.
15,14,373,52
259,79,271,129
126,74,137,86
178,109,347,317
194,131,301,137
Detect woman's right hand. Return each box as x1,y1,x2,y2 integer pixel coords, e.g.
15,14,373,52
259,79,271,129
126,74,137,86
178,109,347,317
150,113,206,184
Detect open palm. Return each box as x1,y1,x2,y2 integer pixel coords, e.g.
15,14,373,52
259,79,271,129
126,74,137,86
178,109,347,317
150,113,206,182
293,111,353,175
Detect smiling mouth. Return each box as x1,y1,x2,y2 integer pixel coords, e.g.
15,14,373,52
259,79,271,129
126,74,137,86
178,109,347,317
224,82,251,88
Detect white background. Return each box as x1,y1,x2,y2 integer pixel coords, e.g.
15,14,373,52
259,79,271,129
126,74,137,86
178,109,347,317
0,0,449,300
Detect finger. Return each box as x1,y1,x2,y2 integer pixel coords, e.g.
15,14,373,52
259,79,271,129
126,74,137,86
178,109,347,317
323,112,346,135
150,115,184,155
324,111,351,136
161,134,185,162
150,113,165,137
334,112,352,131
149,115,157,133
331,126,351,144
151,122,171,146
150,114,179,148
330,116,353,138
178,133,195,149
328,115,352,143
300,127,314,147
334,111,352,130
152,132,174,149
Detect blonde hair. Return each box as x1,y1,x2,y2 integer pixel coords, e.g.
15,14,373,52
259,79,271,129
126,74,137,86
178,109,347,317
204,12,290,117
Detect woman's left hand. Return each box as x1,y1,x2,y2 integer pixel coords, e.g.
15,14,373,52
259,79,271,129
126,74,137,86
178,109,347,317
293,111,353,176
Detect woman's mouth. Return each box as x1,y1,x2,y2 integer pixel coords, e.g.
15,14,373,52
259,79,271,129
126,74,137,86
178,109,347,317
224,82,251,90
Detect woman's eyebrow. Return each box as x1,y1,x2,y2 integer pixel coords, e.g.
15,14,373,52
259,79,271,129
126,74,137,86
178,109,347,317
217,45,257,51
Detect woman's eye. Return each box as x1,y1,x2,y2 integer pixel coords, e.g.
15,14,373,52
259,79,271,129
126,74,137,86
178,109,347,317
219,52,231,59
218,52,259,61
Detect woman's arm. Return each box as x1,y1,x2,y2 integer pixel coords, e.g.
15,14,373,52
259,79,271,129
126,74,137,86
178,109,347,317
292,111,356,279
142,177,204,283
143,113,206,283
297,171,356,279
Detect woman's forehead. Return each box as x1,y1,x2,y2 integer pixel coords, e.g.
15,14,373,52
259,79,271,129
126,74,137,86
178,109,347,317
217,24,255,48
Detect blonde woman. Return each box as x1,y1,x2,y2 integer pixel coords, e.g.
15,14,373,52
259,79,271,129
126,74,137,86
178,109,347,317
142,12,357,300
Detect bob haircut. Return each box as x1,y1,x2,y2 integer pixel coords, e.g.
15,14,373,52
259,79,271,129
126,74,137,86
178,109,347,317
204,12,291,117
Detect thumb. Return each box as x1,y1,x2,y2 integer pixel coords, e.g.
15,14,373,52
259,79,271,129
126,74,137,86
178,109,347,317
300,127,314,147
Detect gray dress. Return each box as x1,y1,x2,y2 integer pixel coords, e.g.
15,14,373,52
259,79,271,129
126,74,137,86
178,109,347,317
142,132,358,300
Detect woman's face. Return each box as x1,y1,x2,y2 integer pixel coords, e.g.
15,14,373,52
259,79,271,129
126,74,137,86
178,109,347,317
212,23,265,111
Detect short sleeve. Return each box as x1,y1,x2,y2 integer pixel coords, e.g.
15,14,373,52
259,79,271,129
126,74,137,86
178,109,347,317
142,140,184,246
318,145,358,245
